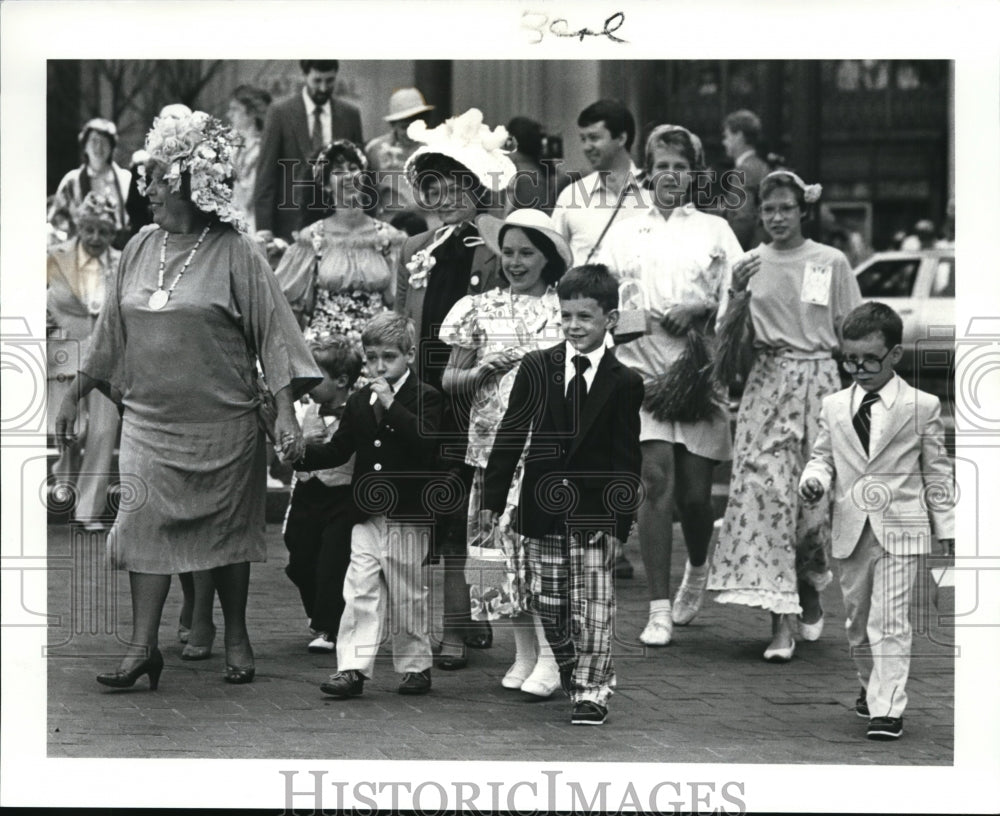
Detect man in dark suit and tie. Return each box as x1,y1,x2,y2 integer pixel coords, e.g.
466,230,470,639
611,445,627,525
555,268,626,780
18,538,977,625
254,60,364,243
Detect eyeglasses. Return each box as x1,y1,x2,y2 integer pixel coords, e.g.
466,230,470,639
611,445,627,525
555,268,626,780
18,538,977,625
840,347,896,374
760,204,800,218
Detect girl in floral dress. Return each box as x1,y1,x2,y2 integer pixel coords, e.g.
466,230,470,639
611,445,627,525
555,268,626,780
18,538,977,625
440,209,570,696
273,141,406,349
708,171,862,662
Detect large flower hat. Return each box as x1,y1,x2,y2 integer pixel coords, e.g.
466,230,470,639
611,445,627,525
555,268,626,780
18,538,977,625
138,104,246,231
404,107,517,193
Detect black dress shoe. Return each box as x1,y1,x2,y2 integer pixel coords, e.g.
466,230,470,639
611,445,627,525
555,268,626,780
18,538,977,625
867,716,903,740
463,622,493,649
96,648,164,691
398,669,431,695
571,700,608,726
320,670,364,698
437,646,468,671
855,687,870,718
559,665,575,696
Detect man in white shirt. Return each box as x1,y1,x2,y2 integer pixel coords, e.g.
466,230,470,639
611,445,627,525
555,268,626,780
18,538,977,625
551,100,648,266
254,60,363,243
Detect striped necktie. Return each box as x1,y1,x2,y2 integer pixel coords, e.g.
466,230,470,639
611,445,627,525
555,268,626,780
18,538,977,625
852,391,880,455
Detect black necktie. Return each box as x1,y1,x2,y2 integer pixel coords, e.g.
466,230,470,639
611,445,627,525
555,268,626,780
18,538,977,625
311,106,324,155
852,391,880,455
565,355,591,427
372,395,385,426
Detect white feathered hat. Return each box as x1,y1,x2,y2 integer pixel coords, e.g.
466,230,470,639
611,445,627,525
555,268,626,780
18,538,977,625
404,107,516,193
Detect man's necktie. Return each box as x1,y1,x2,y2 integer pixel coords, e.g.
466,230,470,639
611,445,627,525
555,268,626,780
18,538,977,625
565,355,591,427
852,390,880,455
311,106,324,155
370,391,385,425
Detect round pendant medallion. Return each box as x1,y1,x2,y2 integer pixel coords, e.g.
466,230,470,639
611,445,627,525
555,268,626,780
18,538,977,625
148,289,169,310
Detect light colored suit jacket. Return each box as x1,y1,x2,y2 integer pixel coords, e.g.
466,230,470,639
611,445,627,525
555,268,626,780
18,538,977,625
802,377,954,557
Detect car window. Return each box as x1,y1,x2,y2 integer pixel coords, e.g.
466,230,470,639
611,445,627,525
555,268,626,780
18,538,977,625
855,259,920,298
931,259,954,297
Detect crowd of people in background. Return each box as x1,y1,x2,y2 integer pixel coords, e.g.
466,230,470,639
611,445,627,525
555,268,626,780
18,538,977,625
46,59,954,737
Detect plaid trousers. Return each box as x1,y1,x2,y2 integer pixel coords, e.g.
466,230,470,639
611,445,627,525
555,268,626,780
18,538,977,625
524,528,617,705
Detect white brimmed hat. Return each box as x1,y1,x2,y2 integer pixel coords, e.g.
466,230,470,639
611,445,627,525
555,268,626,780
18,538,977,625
477,208,572,270
404,108,516,193
384,87,435,122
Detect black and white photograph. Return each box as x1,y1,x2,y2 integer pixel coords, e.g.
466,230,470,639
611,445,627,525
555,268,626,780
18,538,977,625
2,1,998,813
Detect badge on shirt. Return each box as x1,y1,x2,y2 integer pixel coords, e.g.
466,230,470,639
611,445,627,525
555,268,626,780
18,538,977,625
801,263,832,306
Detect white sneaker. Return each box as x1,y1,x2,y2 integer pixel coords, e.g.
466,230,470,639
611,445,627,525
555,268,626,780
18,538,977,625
501,660,535,690
671,570,708,625
308,633,335,653
520,656,560,698
639,614,673,646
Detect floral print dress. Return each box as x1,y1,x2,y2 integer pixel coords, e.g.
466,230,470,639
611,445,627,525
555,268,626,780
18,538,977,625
439,286,563,620
273,215,406,349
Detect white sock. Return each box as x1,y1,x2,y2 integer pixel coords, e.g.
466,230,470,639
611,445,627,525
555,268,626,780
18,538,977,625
649,599,672,619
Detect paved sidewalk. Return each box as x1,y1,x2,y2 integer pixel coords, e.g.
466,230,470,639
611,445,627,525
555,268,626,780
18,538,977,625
46,522,954,764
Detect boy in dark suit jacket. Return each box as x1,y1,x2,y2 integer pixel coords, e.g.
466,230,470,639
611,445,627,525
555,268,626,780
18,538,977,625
481,264,644,725
294,313,443,698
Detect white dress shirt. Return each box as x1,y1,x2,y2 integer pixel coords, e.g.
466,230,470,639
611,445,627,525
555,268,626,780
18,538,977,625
563,340,606,395
851,373,900,458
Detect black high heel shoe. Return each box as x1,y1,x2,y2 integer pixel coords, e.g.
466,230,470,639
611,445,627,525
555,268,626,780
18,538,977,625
96,648,164,691
223,641,255,684
463,621,493,650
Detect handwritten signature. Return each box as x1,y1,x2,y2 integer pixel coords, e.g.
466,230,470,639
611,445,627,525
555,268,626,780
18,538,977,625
522,11,627,44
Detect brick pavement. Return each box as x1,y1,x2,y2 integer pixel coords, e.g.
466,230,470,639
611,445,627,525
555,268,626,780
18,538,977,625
45,519,954,764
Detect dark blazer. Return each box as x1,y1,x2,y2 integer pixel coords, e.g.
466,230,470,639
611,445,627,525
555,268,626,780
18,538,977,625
253,91,364,241
394,227,503,346
483,342,644,543
296,369,444,521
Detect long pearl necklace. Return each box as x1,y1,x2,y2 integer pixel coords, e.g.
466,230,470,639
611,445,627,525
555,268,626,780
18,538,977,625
148,226,211,310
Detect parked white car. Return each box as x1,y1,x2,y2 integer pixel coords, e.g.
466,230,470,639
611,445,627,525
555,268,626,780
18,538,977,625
853,248,954,396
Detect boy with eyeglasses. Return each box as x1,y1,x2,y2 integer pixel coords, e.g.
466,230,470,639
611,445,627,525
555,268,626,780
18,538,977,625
799,301,954,741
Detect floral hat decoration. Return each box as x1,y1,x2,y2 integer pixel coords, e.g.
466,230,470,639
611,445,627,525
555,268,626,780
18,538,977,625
137,104,246,231
73,191,118,227
404,107,517,193
763,169,823,204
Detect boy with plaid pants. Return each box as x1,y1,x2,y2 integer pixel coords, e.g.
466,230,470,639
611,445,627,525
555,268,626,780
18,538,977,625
481,265,644,725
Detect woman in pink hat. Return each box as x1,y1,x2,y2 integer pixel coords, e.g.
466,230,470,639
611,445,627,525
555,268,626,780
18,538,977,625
440,208,570,695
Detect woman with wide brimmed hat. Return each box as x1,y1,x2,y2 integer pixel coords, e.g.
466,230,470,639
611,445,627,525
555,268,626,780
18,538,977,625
395,108,517,669
439,208,570,695
48,118,132,248
55,104,321,690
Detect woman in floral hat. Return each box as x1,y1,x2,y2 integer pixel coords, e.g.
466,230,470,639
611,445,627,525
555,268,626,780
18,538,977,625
440,208,569,695
46,191,122,530
599,124,743,649
55,104,321,690
48,117,132,247
273,139,406,348
708,170,862,662
395,108,516,669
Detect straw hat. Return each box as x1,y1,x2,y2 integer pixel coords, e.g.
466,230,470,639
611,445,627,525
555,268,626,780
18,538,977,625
477,208,572,270
384,87,435,122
